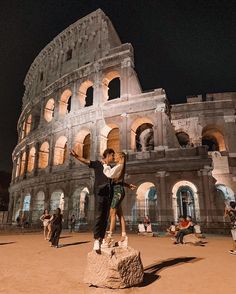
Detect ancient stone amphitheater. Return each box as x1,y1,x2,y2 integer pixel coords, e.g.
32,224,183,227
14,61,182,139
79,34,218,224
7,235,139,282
8,9,236,230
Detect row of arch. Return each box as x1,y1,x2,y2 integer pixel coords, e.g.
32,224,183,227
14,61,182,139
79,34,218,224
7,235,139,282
20,71,121,139
14,181,235,224
176,127,226,152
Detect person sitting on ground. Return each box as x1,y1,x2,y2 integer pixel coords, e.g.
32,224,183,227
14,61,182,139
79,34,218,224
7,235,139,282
174,216,194,244
138,221,146,234
146,221,153,233
166,222,176,236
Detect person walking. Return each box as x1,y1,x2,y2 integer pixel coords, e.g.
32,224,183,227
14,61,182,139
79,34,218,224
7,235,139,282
49,208,63,248
70,214,76,233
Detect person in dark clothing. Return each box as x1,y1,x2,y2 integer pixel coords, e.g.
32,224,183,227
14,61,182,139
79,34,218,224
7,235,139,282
70,148,115,251
70,214,76,232
49,207,63,248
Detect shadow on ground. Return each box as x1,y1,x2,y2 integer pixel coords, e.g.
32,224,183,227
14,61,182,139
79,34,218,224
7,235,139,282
140,257,203,287
61,241,90,247
59,235,73,239
0,242,16,246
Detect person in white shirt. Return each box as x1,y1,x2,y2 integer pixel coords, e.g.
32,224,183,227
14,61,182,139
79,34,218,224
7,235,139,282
102,152,135,248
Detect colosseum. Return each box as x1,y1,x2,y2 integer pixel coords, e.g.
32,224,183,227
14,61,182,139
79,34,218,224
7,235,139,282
8,9,236,231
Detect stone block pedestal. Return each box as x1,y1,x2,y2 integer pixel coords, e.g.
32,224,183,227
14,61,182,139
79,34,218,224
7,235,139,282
84,246,144,289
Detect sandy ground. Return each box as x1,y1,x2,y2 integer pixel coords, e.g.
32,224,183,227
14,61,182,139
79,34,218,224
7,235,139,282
0,231,234,294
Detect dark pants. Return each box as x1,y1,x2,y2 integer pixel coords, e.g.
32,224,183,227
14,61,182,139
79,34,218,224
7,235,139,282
50,225,62,246
176,229,192,244
93,185,112,240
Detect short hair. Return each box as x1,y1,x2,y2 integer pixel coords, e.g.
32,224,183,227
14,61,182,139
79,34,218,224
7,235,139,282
102,148,115,158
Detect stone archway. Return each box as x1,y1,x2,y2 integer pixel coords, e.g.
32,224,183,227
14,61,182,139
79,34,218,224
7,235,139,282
135,182,157,223
50,190,65,212
172,181,200,222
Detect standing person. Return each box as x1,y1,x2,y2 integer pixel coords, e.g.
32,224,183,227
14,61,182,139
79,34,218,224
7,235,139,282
102,152,135,248
49,208,63,248
40,209,51,240
70,214,76,233
70,148,115,251
224,200,236,255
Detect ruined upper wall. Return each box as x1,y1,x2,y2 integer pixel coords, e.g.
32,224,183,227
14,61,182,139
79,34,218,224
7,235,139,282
23,9,122,104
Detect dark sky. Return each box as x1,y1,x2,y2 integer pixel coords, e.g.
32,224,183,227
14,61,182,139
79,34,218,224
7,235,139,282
1,0,236,172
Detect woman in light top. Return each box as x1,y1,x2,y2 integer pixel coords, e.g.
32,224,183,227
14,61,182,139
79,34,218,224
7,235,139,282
40,209,51,240
102,152,128,248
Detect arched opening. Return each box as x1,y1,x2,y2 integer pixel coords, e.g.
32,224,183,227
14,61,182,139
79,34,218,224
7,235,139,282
131,117,154,151
108,77,120,100
135,123,154,151
202,126,226,152
25,114,32,136
27,147,36,173
172,181,200,222
72,187,89,222
59,89,72,115
50,190,65,212
83,134,91,159
44,98,55,122
15,157,20,178
23,194,31,212
78,80,94,107
73,130,91,159
135,182,157,223
32,191,45,222
20,152,26,176
107,128,120,152
176,132,190,147
21,121,26,140
102,71,120,101
38,142,49,169
53,136,67,165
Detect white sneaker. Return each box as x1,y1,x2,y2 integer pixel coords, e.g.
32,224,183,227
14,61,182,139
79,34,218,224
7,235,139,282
228,250,236,255
93,239,100,251
101,236,113,249
118,236,128,248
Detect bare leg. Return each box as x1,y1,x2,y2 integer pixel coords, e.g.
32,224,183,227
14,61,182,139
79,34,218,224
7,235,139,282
43,226,47,240
108,208,117,234
116,206,126,235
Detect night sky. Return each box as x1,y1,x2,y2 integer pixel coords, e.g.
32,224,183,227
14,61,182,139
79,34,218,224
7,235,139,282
1,0,236,173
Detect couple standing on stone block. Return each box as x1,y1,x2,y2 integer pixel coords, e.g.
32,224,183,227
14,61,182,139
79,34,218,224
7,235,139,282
70,148,136,252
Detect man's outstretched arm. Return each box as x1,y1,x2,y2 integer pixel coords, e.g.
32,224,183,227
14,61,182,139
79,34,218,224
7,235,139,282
70,149,90,165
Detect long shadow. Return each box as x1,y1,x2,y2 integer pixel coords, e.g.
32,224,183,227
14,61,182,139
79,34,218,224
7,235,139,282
61,241,90,248
0,242,16,246
59,235,73,239
140,257,203,287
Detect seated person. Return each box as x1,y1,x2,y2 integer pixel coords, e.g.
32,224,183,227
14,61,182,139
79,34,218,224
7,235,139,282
146,221,153,233
174,216,194,244
166,222,176,236
138,221,146,233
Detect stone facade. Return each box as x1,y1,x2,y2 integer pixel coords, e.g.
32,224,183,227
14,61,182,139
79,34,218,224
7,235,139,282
8,9,236,230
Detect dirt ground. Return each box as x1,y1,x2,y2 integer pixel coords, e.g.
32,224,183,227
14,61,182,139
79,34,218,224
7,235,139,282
0,231,234,294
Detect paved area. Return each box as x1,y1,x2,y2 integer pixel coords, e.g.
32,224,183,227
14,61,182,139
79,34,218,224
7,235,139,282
0,231,234,294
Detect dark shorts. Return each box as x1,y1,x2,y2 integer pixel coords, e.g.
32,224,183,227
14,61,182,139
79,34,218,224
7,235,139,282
110,184,125,209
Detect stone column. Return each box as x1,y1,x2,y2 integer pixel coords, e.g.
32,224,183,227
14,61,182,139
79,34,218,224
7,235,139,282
121,57,133,99
156,171,171,224
34,142,40,176
23,145,30,179
199,167,215,223
7,193,15,223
